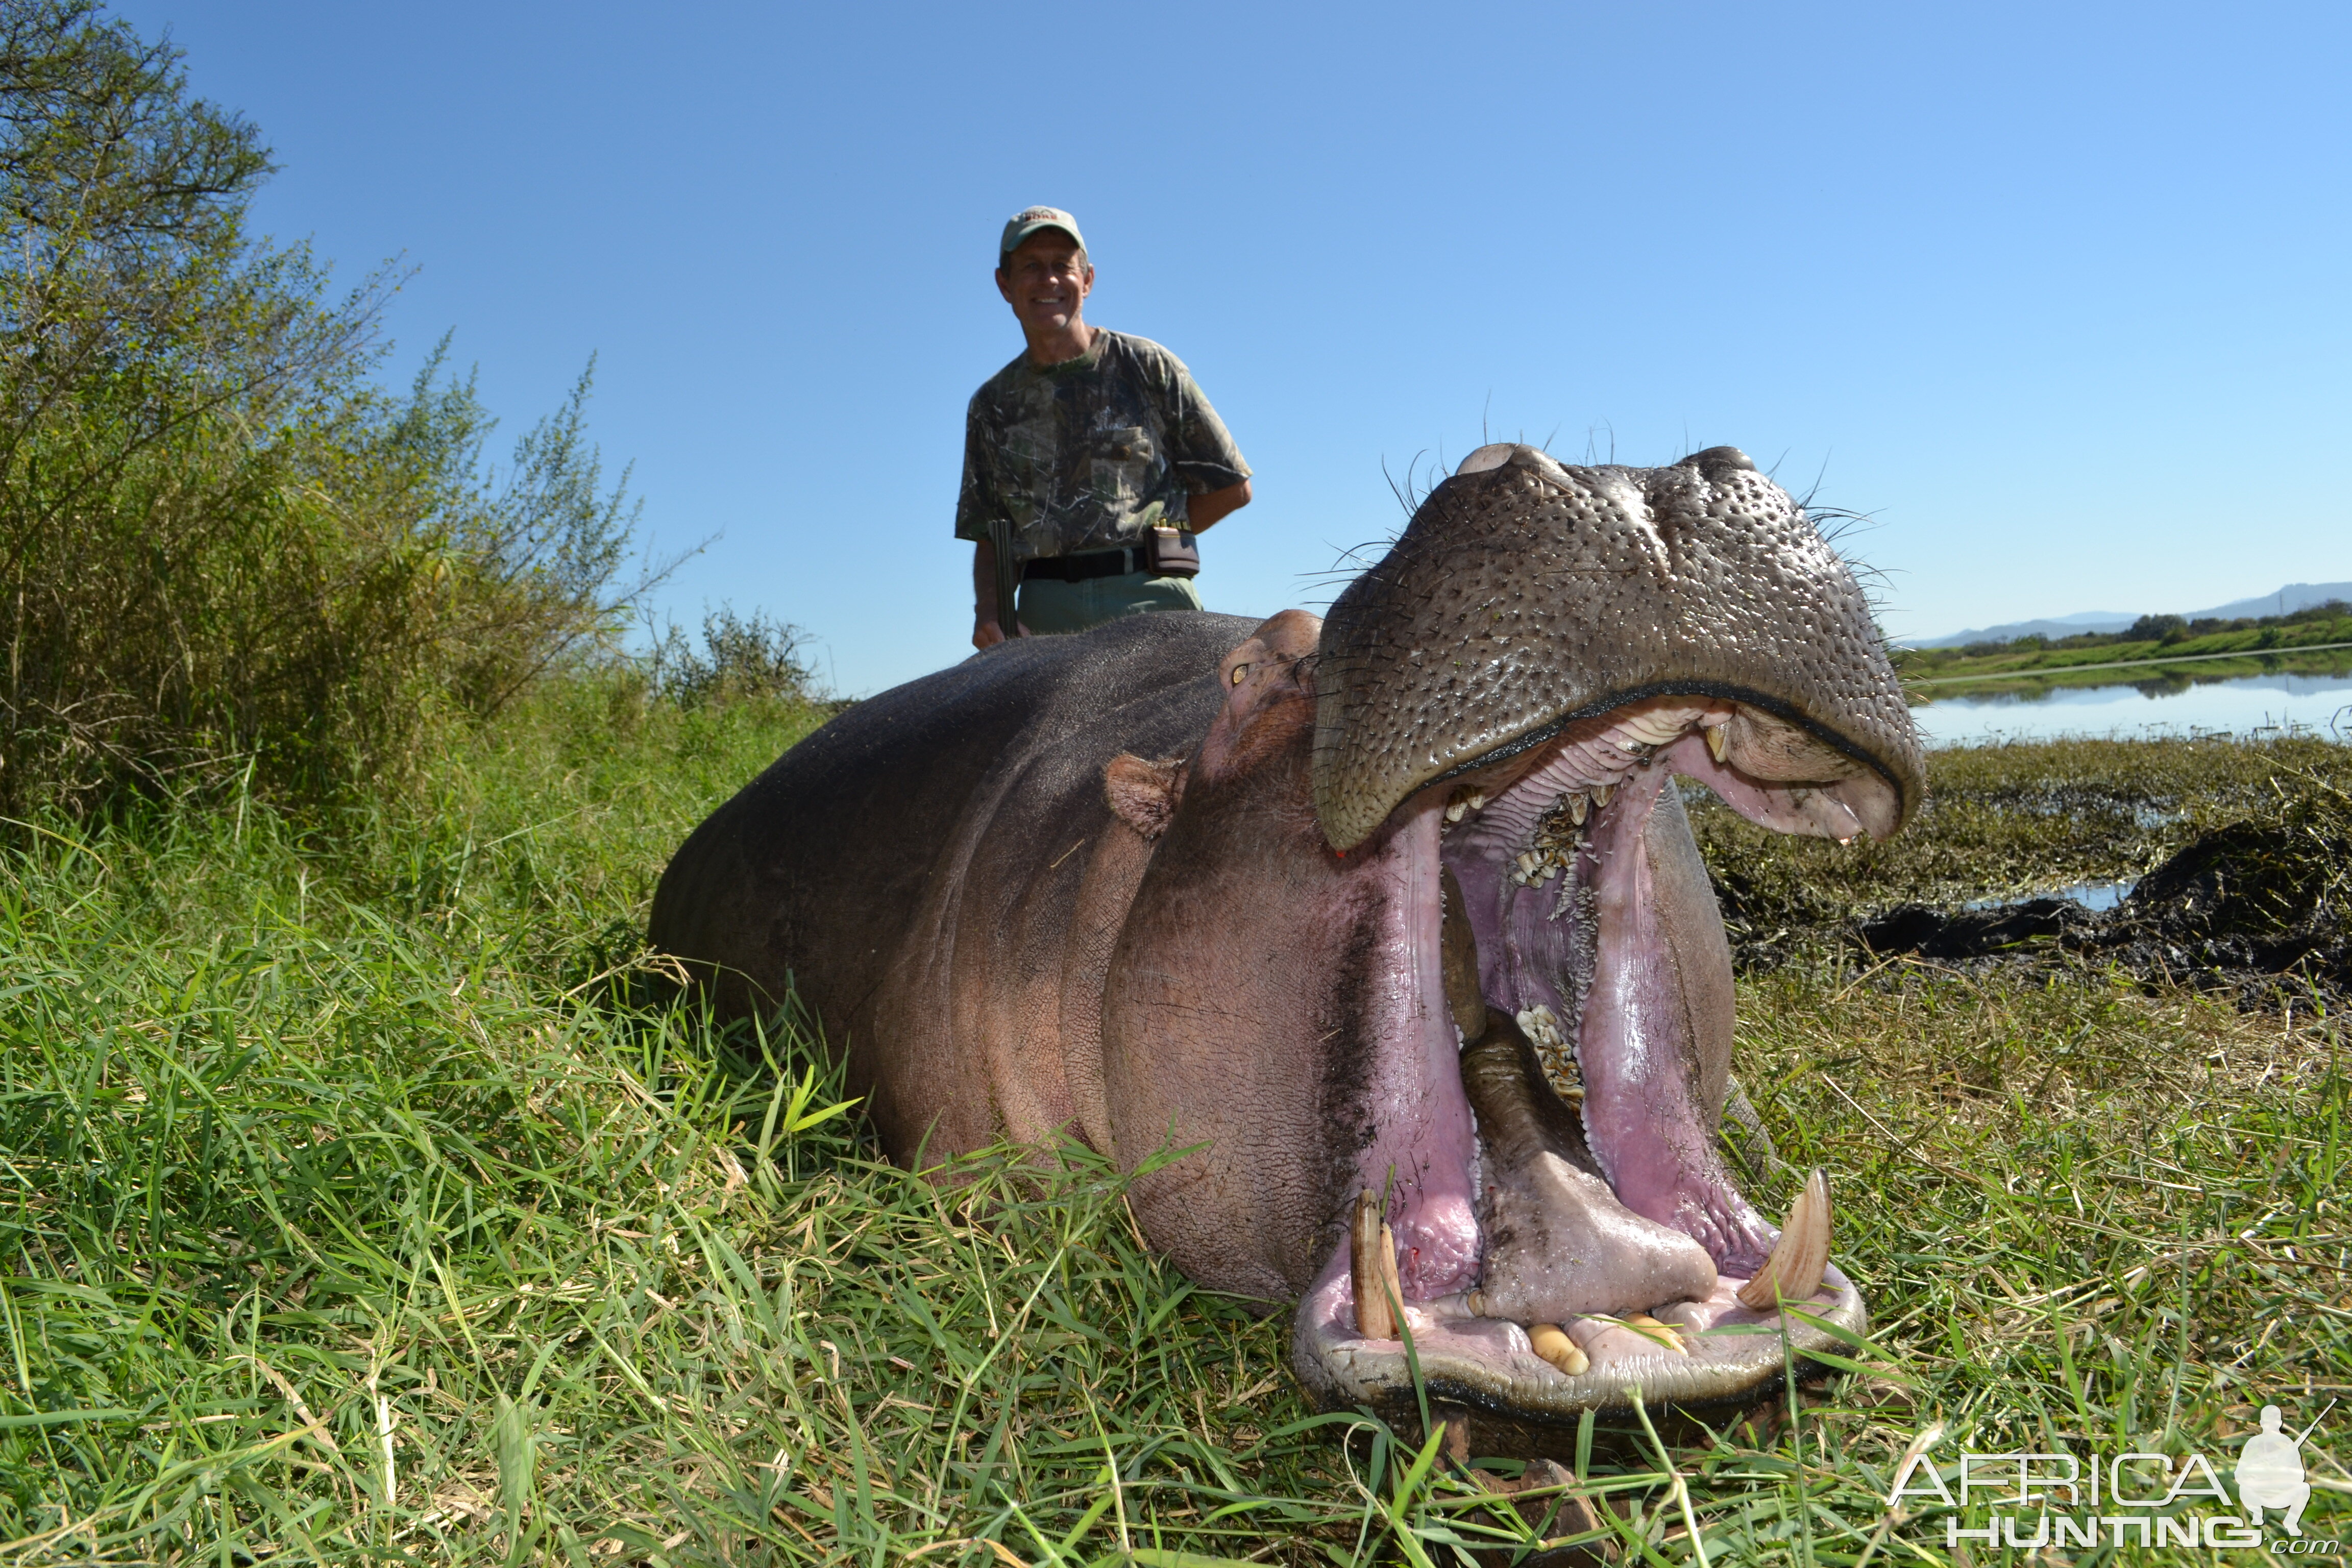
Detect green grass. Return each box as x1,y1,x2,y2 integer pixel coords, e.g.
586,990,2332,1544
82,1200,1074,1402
3,688,2348,1563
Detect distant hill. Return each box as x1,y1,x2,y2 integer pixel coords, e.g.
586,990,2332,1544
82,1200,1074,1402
2185,582,2352,622
1913,581,2352,648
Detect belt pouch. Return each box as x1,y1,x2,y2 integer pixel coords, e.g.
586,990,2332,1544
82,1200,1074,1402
1146,526,1200,578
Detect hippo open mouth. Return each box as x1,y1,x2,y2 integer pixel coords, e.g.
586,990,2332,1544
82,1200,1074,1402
1291,699,1884,1422
1287,442,1921,1428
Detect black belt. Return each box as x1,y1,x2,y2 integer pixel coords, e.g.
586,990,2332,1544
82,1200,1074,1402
1021,546,1148,582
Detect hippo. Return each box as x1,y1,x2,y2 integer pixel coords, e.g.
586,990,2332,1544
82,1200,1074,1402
650,443,1924,1447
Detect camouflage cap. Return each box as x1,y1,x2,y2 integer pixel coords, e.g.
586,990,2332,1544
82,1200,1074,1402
998,205,1087,262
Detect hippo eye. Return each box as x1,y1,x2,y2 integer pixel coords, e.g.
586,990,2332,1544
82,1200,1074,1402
1229,664,1249,687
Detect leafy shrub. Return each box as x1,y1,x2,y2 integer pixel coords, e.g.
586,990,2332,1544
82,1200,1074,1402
0,1,653,817
651,606,816,710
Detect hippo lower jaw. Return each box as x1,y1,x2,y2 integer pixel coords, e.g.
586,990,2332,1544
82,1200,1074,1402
1291,695,1878,1427
1293,1260,1866,1422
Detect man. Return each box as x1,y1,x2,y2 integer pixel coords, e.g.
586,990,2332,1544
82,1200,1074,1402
2236,1404,2312,1536
958,206,1252,647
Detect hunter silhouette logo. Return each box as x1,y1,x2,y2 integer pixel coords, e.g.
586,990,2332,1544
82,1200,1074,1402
2238,1405,2315,1537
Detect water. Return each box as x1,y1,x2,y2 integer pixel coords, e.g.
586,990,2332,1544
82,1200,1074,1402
1966,879,2135,913
1916,670,2352,748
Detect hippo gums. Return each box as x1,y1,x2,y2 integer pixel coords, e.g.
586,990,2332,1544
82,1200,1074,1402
650,443,1925,1445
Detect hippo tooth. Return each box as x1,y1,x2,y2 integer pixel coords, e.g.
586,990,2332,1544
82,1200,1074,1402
1735,1168,1832,1311
1592,782,1615,808
1350,1191,1402,1340
1705,723,1730,764
1566,792,1590,826
1622,1313,1688,1354
1528,1322,1589,1376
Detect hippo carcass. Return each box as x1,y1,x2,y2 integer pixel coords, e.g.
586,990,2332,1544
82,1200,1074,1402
650,443,1925,1442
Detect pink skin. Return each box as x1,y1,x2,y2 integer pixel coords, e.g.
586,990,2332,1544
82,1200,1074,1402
1433,706,1774,1278
1341,795,1483,1297
1099,611,1479,1303
1309,698,1877,1356
1575,758,1774,1269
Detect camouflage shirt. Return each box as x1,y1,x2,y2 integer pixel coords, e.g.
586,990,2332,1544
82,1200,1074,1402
955,329,1251,564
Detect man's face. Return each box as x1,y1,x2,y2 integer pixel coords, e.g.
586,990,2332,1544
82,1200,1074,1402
995,231,1093,334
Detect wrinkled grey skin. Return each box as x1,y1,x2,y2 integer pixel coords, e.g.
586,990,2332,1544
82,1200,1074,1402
651,443,1924,1446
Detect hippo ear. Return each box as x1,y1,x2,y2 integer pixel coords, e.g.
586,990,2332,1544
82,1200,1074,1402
1104,752,1186,840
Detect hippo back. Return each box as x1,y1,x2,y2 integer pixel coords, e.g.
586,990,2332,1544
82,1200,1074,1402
650,611,1259,1145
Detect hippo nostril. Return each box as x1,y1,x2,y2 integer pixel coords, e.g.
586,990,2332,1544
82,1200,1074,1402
1453,443,1518,476
1675,445,1756,480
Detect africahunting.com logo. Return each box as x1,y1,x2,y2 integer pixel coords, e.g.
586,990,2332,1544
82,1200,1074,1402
1887,1404,2336,1552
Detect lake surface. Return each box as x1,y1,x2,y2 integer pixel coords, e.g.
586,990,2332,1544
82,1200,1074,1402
1915,669,2352,748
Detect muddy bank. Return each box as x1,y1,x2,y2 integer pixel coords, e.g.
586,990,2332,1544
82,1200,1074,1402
1695,745,2351,1004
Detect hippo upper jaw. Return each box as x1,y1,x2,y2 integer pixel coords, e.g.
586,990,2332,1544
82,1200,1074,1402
1310,442,1926,853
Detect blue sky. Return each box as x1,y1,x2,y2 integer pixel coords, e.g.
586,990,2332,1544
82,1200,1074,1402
119,2,2350,695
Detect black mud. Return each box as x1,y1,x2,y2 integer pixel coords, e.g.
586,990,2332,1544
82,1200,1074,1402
1701,756,2352,1007
1853,788,2351,1002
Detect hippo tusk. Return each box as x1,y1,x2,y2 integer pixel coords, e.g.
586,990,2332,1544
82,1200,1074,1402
1351,1190,1403,1339
1736,1168,1832,1311
1438,867,1486,1042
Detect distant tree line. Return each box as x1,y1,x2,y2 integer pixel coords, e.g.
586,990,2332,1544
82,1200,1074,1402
1944,599,2352,658
0,0,698,818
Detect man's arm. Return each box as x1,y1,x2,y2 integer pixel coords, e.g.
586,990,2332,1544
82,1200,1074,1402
960,393,1025,649
1153,349,1251,531
1186,478,1252,533
972,537,1027,648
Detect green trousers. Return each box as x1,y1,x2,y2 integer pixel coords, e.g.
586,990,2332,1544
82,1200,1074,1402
1015,570,1204,635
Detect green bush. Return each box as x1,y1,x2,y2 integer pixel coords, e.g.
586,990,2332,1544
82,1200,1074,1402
0,0,651,818
2125,612,2188,644
650,606,817,711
